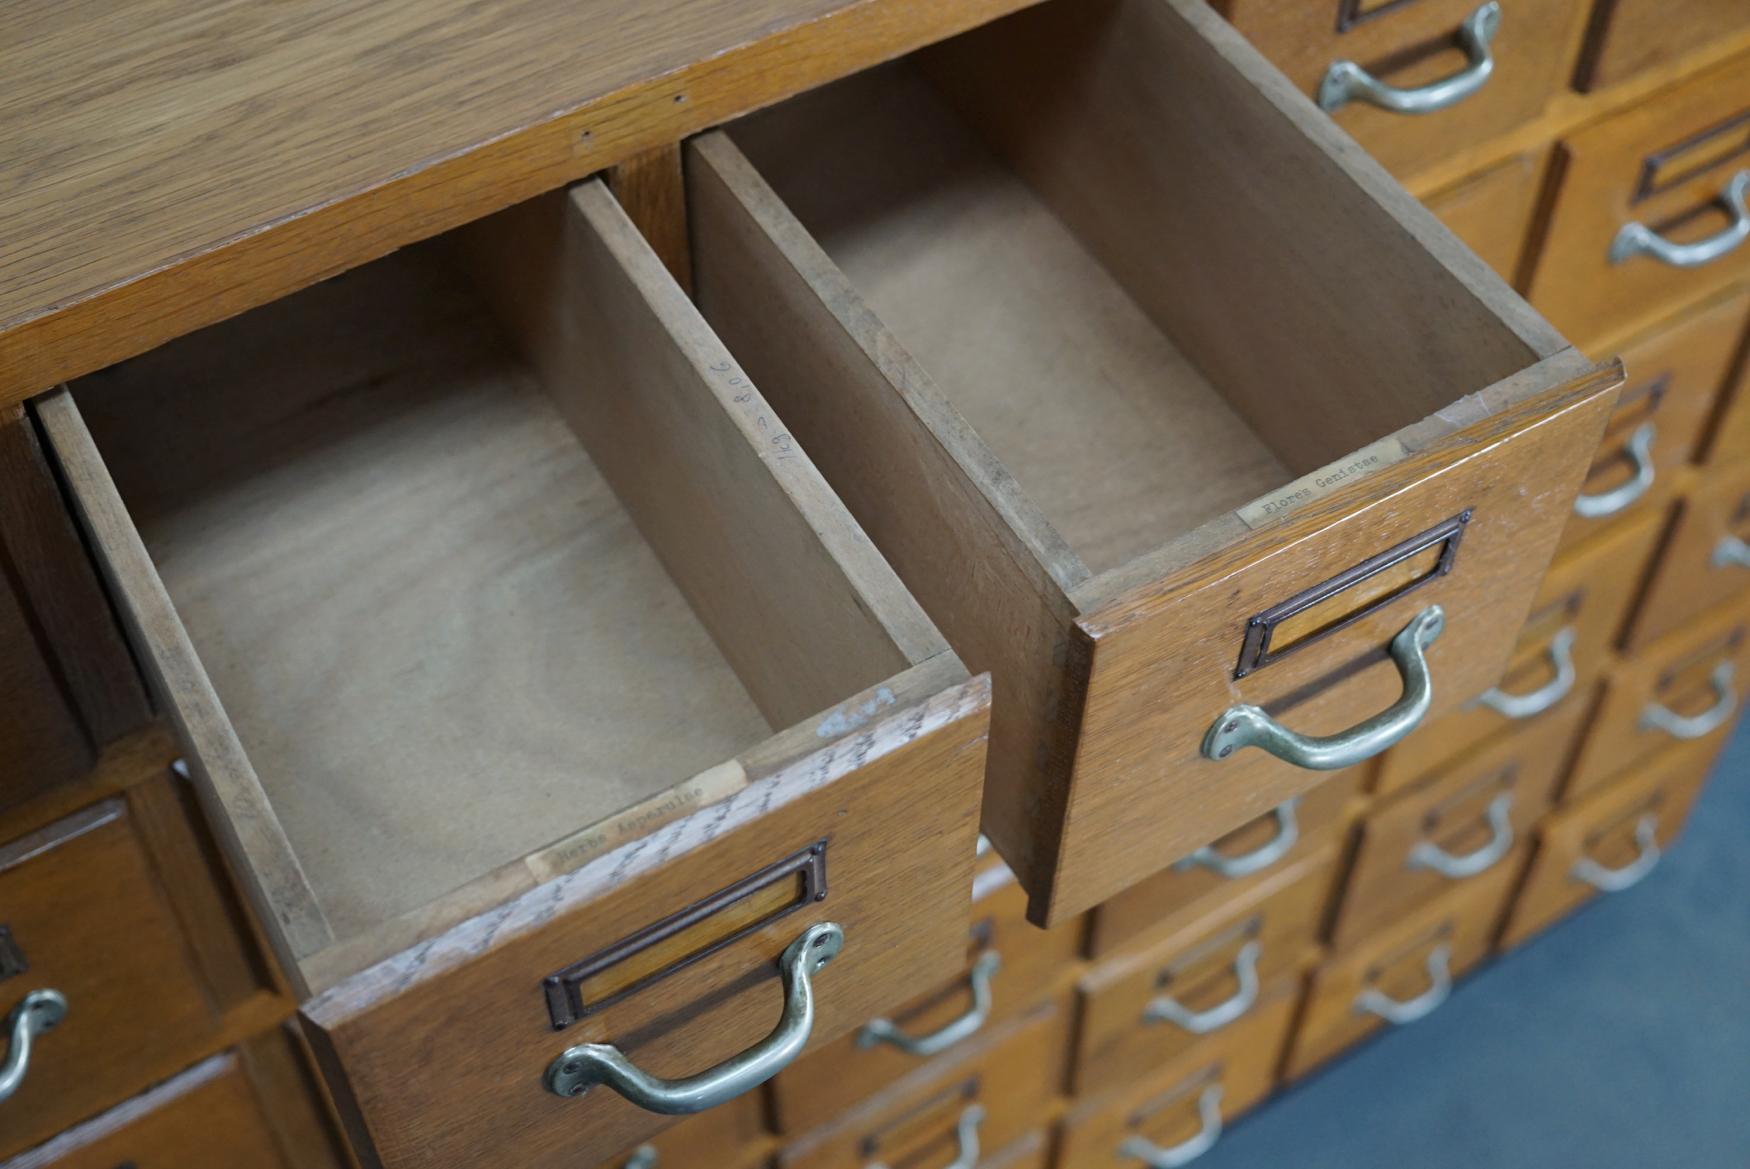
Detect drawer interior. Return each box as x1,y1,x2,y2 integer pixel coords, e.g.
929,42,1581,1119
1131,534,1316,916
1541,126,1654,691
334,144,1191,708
48,182,953,987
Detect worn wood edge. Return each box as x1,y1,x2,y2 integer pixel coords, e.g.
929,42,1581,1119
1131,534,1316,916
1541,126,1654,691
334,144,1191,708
0,722,176,844
299,671,990,1015
31,388,332,983
0,0,1047,409
1070,353,1620,620
0,1052,239,1169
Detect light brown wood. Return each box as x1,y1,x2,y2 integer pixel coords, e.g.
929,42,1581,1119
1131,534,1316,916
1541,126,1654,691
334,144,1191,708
236,1025,360,1169
1329,700,1585,948
769,868,1084,1135
1575,0,1750,92
597,1090,770,1169
609,145,693,294
1086,766,1366,957
1071,846,1335,1098
1628,462,1750,650
1499,732,1722,949
775,1005,1067,1169
1565,598,1750,798
1528,50,1750,342
1284,863,1520,1079
1422,147,1554,288
981,1130,1052,1169
0,0,1048,408
1216,0,1587,183
1701,315,1750,466
1054,975,1299,1169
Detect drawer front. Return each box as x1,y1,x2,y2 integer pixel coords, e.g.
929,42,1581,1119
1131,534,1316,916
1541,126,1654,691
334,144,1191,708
0,797,250,1157
1217,0,1584,181
1567,600,1750,797
1422,147,1551,285
1376,508,1663,790
1087,766,1362,957
1285,862,1517,1078
1628,461,1750,651
1500,734,1718,948
595,1093,768,1169
1530,52,1750,340
1559,289,1750,552
769,873,1082,1136
1703,331,1750,466
775,1006,1066,1169
1072,847,1334,1097
1331,699,1582,947
984,1131,1050,1169
1576,0,1750,92
1055,977,1297,1169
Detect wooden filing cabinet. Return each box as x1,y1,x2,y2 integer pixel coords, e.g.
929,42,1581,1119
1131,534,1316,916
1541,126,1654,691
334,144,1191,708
1628,460,1750,649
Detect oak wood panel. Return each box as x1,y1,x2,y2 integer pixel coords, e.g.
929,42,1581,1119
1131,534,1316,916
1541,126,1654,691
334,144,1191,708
596,1091,770,1169
0,563,88,814
1216,0,1587,182
1086,766,1365,957
1576,0,1750,92
1499,733,1721,948
1054,976,1298,1169
983,1130,1051,1169
1701,312,1750,466
609,145,693,294
769,869,1084,1135
1284,864,1519,1078
774,1005,1067,1169
1627,463,1750,650
1071,847,1335,1098
1422,147,1553,287
0,0,1046,407
1329,701,1584,948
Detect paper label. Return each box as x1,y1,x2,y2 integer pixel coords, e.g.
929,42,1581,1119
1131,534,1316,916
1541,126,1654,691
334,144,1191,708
1236,436,1409,530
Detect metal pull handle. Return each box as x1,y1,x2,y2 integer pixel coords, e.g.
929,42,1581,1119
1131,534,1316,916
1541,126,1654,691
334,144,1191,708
1354,943,1452,1025
1406,791,1515,879
545,922,842,1114
1610,170,1750,268
1319,2,1500,115
622,1148,658,1169
1203,606,1444,769
1145,941,1261,1035
1573,423,1656,519
1119,1084,1224,1168
1571,815,1663,892
1711,535,1750,570
1175,799,1299,879
1,990,68,1103
858,950,1000,1057
1639,660,1738,741
1478,626,1577,720
870,1104,983,1169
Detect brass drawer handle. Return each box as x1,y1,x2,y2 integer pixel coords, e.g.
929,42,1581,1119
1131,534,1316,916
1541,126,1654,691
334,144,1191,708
857,949,1000,1057
1572,423,1656,519
1145,941,1261,1035
1406,791,1515,879
1639,661,1737,741
1478,626,1577,720
1571,815,1662,893
1203,606,1444,769
1711,535,1750,570
872,1104,983,1169
544,921,842,1114
1118,1084,1224,1168
1318,2,1500,115
1175,798,1300,879
1354,943,1452,1025
1,990,68,1104
1610,170,1750,268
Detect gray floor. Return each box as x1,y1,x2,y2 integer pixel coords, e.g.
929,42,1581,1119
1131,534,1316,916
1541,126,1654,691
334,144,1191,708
1195,723,1750,1169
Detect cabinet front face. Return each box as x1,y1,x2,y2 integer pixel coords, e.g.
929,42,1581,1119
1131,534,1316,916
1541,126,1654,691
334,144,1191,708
1422,147,1552,284
1629,461,1750,650
1576,0,1750,92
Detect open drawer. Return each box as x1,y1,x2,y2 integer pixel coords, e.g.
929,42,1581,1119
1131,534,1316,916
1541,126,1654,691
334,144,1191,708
686,0,1621,924
33,180,989,1169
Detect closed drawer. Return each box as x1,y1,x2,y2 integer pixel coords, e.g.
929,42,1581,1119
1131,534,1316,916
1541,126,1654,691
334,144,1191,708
1071,845,1335,1098
0,785,272,1157
1559,288,1750,552
769,863,1083,1136
1499,734,1719,948
1422,147,1552,285
1054,976,1297,1169
1529,52,1750,341
775,1006,1066,1169
1330,699,1582,948
1575,0,1750,92
1215,0,1585,181
1377,508,1663,790
1566,600,1750,797
1284,862,1518,1078
37,179,989,1169
689,0,1619,925
1628,461,1750,650
1702,326,1750,466
596,1093,768,1169
1087,766,1363,957
985,1130,1051,1169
